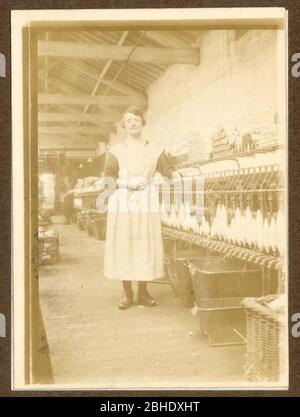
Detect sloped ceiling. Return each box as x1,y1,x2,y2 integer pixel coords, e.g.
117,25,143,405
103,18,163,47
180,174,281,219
37,29,200,159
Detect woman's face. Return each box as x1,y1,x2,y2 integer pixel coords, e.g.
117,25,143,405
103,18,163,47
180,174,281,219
123,112,143,136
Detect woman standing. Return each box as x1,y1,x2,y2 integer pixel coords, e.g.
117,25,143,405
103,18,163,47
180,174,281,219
101,107,178,310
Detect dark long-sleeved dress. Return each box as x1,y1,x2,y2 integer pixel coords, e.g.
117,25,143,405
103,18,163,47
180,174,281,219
101,140,175,281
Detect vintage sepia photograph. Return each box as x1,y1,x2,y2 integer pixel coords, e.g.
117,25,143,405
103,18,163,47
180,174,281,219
12,8,288,390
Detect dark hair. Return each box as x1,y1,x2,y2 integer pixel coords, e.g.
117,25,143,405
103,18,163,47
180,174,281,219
121,106,146,127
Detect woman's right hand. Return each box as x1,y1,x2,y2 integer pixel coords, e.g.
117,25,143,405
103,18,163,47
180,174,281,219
117,177,148,190
96,177,108,193
128,177,148,190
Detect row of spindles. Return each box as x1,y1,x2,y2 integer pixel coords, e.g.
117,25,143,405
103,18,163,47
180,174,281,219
161,166,285,257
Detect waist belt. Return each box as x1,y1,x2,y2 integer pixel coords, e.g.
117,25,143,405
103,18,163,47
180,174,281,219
116,181,148,191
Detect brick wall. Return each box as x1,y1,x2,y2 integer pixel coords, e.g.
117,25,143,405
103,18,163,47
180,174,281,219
144,30,279,158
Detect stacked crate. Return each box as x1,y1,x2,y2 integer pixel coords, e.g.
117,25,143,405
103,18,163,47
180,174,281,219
39,229,60,265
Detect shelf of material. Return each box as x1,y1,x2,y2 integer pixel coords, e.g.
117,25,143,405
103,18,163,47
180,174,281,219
74,207,106,216
177,144,284,169
74,190,101,197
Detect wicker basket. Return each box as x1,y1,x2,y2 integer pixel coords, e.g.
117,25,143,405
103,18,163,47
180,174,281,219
189,258,261,302
84,212,94,236
39,234,60,265
93,213,107,240
77,211,85,231
196,297,246,346
242,295,286,382
166,249,219,307
163,237,175,256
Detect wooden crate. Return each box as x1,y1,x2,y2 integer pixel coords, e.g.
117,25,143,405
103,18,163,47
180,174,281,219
242,296,286,382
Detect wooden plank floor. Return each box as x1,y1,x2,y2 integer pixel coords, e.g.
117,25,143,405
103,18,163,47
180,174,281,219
39,223,246,388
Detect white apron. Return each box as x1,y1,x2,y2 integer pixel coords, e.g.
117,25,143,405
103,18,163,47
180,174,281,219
104,141,165,281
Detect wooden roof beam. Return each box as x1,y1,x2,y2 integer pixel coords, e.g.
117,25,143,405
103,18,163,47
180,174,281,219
38,41,200,65
38,112,119,124
145,31,189,48
39,140,98,150
39,126,112,135
44,78,120,116
39,134,105,142
38,93,147,107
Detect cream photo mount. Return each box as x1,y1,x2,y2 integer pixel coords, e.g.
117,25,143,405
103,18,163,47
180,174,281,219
11,7,288,390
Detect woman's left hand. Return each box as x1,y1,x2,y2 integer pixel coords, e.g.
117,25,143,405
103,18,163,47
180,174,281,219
129,178,148,190
171,171,182,182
